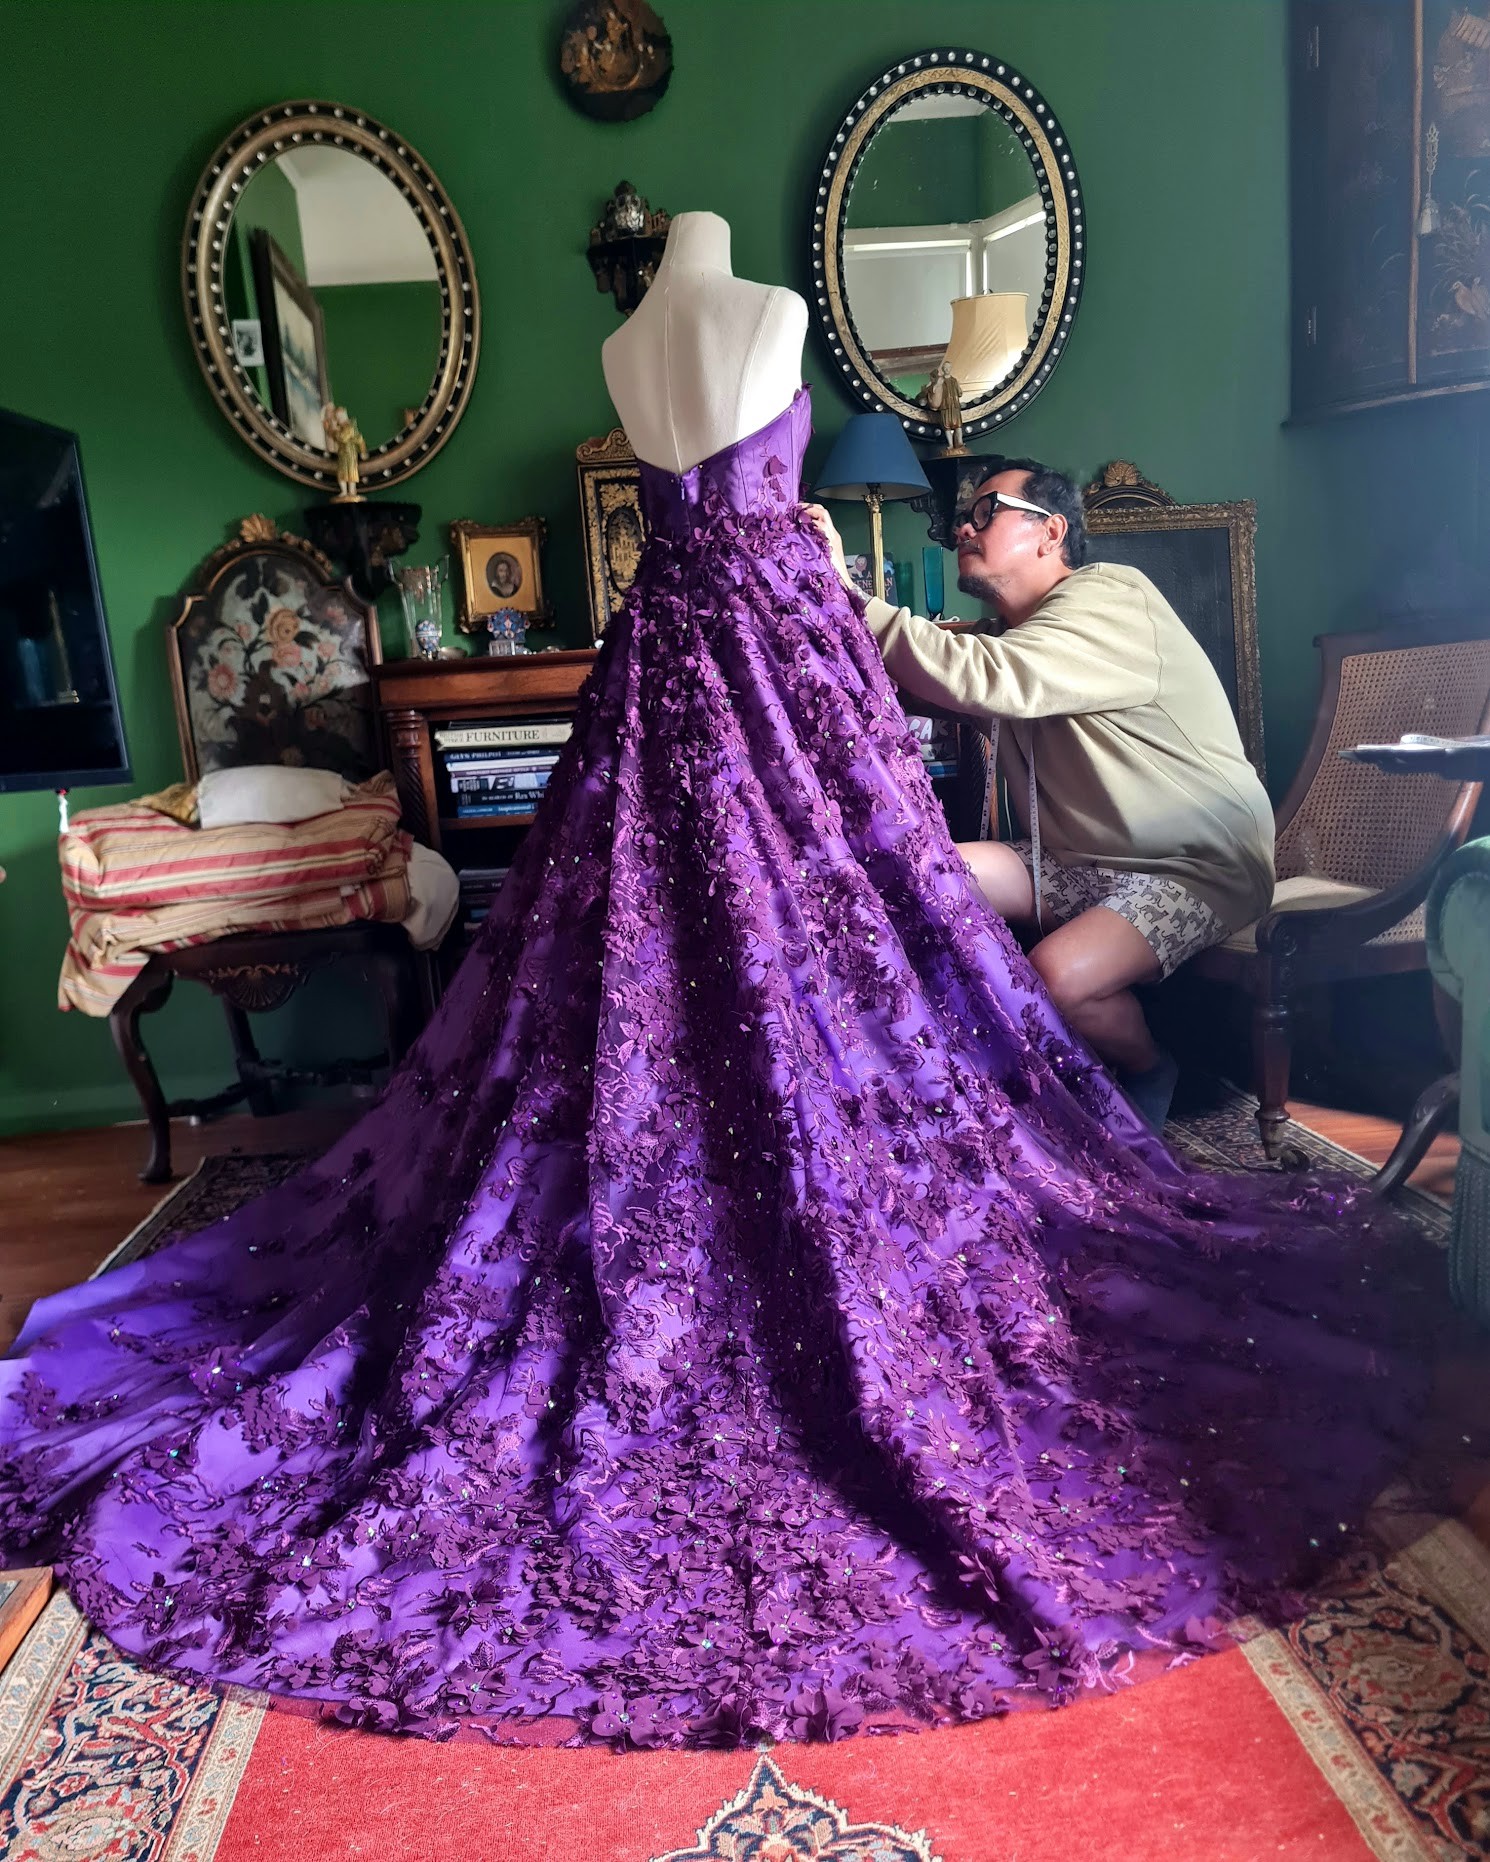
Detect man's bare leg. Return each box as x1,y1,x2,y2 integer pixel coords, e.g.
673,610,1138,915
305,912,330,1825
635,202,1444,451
1025,905,1161,1074
957,841,1036,923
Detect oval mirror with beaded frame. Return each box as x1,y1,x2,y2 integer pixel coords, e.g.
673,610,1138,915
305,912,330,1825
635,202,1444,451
183,100,481,493
812,50,1085,443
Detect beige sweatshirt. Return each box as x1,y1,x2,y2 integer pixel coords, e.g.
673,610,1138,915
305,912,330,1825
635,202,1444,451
863,562,1275,931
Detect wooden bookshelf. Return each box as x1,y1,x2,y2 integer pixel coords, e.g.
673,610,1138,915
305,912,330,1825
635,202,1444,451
374,650,596,858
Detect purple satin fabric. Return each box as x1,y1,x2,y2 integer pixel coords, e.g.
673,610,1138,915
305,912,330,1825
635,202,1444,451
0,387,1433,1747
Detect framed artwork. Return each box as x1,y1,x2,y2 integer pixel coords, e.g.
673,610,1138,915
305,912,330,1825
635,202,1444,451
449,517,551,635
0,1567,51,1673
169,516,383,783
576,428,647,640
1291,0,1490,417
559,0,673,122
249,229,330,449
1083,461,1265,782
846,553,897,606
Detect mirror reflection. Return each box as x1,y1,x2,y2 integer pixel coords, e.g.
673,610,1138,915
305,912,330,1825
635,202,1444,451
223,148,443,453
843,94,1046,408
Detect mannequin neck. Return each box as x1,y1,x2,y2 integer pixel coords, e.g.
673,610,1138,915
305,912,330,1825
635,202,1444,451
658,211,732,275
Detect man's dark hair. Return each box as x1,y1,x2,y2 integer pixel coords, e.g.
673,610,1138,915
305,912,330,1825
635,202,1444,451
980,456,1087,569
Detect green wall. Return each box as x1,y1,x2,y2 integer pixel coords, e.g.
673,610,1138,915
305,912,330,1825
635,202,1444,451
316,282,444,449
849,116,985,228
0,0,1481,1137
847,112,1030,234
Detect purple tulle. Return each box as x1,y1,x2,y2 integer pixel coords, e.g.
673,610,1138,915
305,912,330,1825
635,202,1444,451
0,388,1434,1747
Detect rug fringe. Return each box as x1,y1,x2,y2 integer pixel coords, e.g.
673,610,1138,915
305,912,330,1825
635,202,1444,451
91,1159,206,1278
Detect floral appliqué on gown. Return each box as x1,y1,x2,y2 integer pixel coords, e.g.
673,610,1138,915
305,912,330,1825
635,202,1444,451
0,388,1432,1747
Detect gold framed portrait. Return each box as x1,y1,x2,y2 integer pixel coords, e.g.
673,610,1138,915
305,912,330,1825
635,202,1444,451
449,517,551,634
576,429,648,640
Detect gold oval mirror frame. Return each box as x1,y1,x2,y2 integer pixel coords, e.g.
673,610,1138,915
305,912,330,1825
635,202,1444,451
812,50,1084,441
183,100,480,492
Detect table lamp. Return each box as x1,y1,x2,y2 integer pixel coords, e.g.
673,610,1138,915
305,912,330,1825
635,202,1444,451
814,413,932,601
943,293,1029,398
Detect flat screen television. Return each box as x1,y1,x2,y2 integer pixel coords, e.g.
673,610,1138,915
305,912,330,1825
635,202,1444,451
0,407,131,793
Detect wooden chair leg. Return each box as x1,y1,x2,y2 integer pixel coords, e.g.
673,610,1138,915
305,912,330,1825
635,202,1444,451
1371,1071,1459,1198
108,969,176,1184
371,947,421,1066
1252,994,1293,1160
220,1001,276,1118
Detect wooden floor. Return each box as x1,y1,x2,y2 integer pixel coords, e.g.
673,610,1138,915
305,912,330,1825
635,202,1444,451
0,1095,1460,1355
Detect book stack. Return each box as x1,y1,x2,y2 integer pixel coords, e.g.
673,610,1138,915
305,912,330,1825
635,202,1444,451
435,717,572,820
457,864,510,933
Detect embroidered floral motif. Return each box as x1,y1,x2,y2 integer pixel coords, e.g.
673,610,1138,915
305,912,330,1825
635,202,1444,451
654,1753,942,1862
0,387,1440,1751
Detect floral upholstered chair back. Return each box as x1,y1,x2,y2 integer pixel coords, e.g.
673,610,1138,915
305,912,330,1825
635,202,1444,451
167,519,383,784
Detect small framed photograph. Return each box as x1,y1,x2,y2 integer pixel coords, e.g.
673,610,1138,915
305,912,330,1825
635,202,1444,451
449,518,552,635
231,318,265,369
846,553,897,606
576,428,648,640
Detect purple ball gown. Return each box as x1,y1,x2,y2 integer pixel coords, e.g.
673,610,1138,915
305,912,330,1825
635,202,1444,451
0,388,1430,1747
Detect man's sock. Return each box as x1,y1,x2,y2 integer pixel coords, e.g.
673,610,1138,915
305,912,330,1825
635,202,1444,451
1119,1049,1179,1134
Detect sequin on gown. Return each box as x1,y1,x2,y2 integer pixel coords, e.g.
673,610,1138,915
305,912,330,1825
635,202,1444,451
0,388,1432,1746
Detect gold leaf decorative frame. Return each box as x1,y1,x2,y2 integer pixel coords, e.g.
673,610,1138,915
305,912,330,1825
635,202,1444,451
1083,462,1265,781
576,429,648,641
449,517,551,635
183,101,480,492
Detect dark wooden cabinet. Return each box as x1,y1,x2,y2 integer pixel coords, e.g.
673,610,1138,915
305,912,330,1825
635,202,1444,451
1291,0,1490,419
374,651,596,858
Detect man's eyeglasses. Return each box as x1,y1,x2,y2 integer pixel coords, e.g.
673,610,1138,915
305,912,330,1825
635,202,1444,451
954,490,1055,534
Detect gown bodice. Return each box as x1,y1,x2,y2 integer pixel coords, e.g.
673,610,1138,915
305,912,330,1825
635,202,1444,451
636,384,811,541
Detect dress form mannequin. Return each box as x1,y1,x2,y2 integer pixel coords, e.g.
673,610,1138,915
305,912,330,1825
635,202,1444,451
602,211,808,474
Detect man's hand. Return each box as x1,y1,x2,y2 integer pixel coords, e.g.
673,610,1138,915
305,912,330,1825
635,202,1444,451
800,503,855,590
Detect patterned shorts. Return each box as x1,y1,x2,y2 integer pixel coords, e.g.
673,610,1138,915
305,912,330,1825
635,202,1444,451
1005,840,1228,977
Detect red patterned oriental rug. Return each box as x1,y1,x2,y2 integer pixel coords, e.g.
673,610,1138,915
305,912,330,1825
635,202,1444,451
2,1519,1486,1861
0,1092,1483,1860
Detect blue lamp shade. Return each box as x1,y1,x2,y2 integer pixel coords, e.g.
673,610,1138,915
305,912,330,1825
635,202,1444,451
814,414,931,502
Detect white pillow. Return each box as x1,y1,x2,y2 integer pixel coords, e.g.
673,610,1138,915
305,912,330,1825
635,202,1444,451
401,842,460,949
197,765,352,828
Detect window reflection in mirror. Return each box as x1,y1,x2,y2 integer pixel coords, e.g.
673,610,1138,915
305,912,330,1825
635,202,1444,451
843,94,1046,405
222,148,443,453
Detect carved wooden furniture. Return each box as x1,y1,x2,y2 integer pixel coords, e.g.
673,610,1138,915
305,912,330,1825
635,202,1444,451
111,519,422,1183
1191,624,1490,1159
576,428,646,640
1291,1,1490,420
376,651,596,859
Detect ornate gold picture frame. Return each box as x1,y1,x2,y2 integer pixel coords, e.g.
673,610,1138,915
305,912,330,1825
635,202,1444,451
449,517,551,635
1083,461,1265,782
576,429,648,640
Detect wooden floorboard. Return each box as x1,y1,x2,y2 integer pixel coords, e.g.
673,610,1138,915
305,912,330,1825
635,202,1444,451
0,1094,1459,1355
0,1107,355,1353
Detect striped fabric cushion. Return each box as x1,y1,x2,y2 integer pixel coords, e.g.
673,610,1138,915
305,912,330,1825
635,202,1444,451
57,774,414,1017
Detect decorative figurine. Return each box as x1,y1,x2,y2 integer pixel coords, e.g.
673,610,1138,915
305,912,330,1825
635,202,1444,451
559,0,673,122
321,403,368,503
587,182,671,315
485,608,528,657
920,362,967,456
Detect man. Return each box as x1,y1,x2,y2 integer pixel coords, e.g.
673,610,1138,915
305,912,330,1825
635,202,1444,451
805,459,1274,1131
